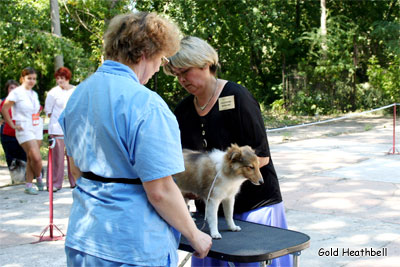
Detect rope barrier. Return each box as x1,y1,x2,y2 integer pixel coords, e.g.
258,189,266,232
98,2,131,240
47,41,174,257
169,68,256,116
266,103,398,132
265,103,399,155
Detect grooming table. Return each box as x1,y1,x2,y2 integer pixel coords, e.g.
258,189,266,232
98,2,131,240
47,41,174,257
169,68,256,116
179,213,310,267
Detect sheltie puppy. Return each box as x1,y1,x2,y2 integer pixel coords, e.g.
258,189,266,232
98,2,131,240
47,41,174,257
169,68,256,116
9,159,26,185
174,144,263,239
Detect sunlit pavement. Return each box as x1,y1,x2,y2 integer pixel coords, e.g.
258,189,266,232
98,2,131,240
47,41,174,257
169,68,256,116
1,117,399,266
271,118,400,267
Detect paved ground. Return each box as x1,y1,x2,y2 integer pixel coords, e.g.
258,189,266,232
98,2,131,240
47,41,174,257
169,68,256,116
0,115,399,266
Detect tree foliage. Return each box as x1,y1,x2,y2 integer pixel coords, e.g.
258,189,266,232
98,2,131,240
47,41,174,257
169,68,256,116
289,0,399,114
0,0,129,101
0,0,398,115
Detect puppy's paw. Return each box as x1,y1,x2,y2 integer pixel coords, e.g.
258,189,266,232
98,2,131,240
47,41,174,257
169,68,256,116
211,232,222,239
230,225,241,232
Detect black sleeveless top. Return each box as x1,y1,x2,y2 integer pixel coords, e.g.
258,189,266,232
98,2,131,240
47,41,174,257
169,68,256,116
174,81,282,213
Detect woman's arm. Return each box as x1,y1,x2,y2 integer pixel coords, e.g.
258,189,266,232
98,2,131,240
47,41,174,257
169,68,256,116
143,176,212,258
44,90,55,117
68,156,82,181
1,100,22,131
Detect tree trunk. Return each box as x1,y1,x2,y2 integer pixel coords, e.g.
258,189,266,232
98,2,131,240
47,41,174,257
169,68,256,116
50,0,64,70
296,0,300,31
320,0,327,52
350,36,359,110
282,54,287,108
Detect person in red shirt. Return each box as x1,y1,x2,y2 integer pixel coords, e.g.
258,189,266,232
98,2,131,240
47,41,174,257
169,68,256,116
0,80,27,168
2,68,43,195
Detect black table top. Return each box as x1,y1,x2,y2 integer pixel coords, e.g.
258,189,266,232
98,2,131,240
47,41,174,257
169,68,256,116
179,213,310,263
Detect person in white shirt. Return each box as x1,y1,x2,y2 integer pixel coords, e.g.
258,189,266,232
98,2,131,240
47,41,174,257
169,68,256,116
1,67,43,195
44,67,76,191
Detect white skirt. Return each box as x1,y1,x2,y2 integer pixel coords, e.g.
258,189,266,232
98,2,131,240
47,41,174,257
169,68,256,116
15,118,43,144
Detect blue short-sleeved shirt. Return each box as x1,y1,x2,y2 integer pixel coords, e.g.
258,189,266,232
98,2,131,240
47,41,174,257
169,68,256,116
59,60,185,266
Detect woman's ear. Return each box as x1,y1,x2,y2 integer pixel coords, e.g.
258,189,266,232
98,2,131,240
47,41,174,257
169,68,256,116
209,64,218,73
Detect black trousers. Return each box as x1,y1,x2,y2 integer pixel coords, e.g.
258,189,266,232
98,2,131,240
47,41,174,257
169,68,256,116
1,132,27,168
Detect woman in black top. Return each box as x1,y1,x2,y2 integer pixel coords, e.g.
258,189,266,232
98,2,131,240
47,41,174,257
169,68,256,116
164,36,292,267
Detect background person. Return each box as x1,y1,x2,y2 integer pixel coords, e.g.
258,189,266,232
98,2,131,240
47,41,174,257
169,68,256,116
1,68,43,195
0,80,27,169
59,12,211,266
164,36,292,267
44,67,76,191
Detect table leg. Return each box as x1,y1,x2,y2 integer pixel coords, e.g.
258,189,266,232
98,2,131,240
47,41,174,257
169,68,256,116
260,259,272,266
292,251,301,267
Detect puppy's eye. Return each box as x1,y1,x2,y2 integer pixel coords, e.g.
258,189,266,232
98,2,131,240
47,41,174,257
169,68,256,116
247,166,254,170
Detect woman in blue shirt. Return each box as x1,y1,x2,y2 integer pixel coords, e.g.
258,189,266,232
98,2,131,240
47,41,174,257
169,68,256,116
60,12,212,266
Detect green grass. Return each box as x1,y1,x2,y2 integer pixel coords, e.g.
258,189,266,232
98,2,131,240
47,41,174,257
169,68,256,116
364,124,373,131
40,133,49,160
262,110,326,129
0,145,6,165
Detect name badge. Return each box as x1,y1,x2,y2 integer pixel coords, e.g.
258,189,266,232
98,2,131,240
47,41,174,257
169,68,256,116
32,113,40,126
218,95,235,111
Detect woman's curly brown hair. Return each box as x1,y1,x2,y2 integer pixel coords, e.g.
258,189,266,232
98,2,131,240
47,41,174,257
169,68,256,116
104,12,181,65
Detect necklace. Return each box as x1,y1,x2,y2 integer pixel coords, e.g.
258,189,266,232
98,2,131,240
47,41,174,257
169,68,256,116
195,78,218,111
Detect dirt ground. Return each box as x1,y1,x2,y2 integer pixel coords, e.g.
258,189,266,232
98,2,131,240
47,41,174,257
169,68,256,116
0,114,399,267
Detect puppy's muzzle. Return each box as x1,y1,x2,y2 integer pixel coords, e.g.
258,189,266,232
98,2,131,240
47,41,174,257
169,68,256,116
251,178,264,185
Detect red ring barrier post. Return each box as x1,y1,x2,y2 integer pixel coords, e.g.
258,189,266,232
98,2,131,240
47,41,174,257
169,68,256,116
33,138,65,243
393,104,396,154
388,104,399,155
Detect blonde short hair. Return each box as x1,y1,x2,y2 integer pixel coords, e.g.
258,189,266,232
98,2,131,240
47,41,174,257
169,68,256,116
104,12,181,65
163,36,219,76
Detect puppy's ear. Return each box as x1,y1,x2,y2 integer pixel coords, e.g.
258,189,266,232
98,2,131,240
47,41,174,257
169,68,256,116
243,145,255,153
227,144,242,162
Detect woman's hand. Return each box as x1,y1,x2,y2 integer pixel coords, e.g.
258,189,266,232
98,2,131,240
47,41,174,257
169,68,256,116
258,156,270,168
187,229,212,258
14,125,23,131
143,176,212,258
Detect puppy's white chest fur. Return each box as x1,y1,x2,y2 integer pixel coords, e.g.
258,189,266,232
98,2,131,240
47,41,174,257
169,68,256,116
209,150,248,198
